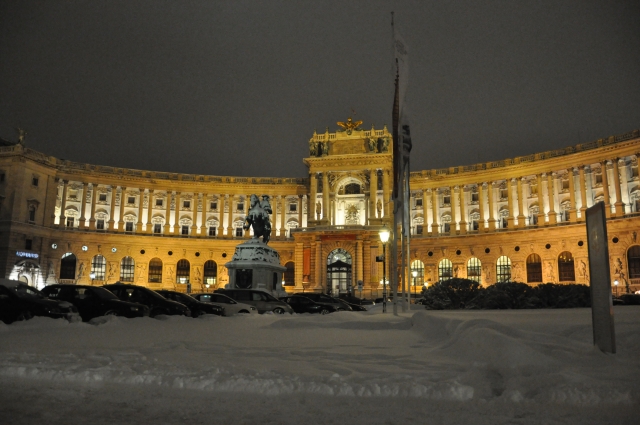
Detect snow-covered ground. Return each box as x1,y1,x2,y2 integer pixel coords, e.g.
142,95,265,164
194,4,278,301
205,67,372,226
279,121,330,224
1,305,638,425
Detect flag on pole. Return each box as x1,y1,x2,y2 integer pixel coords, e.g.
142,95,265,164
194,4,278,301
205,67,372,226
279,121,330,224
392,22,409,201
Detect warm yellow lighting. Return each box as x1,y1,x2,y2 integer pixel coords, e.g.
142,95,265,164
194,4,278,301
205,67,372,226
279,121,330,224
379,225,390,243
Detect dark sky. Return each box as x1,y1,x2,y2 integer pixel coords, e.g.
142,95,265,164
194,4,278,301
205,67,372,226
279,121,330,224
1,1,639,178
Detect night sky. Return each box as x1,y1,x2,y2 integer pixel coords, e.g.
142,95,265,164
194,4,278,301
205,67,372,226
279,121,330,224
1,1,639,178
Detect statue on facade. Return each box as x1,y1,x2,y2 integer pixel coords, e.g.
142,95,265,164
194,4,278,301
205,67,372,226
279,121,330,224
367,137,377,152
376,199,382,218
309,141,318,157
381,137,390,152
316,201,322,220
243,194,272,244
321,142,329,156
15,127,27,145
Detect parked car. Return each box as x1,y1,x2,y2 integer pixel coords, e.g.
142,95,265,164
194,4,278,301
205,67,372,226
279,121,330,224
103,283,190,317
293,292,352,311
282,295,342,314
41,284,149,321
0,279,80,323
155,290,224,317
338,294,375,306
337,298,367,311
215,288,293,314
191,292,258,315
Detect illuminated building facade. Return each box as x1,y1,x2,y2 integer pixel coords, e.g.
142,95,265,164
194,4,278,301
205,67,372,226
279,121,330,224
1,124,639,296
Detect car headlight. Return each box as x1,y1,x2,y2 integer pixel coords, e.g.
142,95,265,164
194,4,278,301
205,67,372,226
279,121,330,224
130,306,139,312
250,306,256,311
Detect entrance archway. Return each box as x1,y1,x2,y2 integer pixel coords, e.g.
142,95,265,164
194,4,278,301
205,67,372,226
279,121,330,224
326,248,352,295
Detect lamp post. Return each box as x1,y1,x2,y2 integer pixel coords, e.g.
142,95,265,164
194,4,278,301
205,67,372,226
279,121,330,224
90,272,96,286
614,279,619,297
412,269,417,302
379,225,390,313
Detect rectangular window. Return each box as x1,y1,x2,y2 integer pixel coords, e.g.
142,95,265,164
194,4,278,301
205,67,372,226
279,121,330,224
128,196,135,205
443,196,450,206
25,239,32,250
443,223,450,233
416,225,423,235
235,227,243,237
500,189,508,199
153,223,162,234
125,222,134,232
530,184,538,196
472,220,479,231
32,177,39,187
209,226,216,236
289,203,297,212
96,219,105,230
156,199,163,207
471,193,479,202
99,193,107,202
595,173,603,185
183,200,190,209
29,208,36,222
237,203,244,211
562,179,569,191
210,201,217,210
415,198,423,207
66,217,74,228
181,225,189,235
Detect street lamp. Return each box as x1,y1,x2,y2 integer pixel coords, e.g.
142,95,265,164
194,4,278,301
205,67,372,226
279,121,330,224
90,272,96,286
412,269,418,302
614,279,619,297
378,225,390,313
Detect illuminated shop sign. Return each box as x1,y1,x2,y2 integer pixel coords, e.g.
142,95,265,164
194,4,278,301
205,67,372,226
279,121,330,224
16,251,39,259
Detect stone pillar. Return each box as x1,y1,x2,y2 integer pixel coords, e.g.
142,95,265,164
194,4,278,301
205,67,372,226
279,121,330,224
537,174,546,225
191,194,199,235
479,183,486,232
459,186,467,234
517,178,526,228
547,173,557,224
280,195,286,238
310,173,317,221
60,180,69,226
355,239,363,291
578,166,588,220
108,186,117,229
382,169,390,218
369,169,378,219
164,191,172,233
298,195,304,228
422,189,429,233
601,161,611,218
451,186,458,234
217,195,224,237
137,189,145,232
118,187,126,229
226,194,234,237
145,190,154,233
78,182,87,227
44,177,60,228
568,169,577,222
200,193,207,235
507,179,515,228
619,160,630,214
488,182,496,230
322,173,330,222
174,192,181,233
89,184,98,230
612,159,625,217
431,189,439,234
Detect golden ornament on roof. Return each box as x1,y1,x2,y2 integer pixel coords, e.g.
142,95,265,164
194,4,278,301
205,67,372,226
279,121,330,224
337,117,363,135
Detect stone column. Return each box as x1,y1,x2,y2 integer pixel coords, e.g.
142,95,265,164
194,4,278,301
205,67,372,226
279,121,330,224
164,191,172,233
422,189,429,233
137,189,145,232
78,182,87,227
145,190,154,233
488,182,496,230
568,169,577,222
369,169,378,219
547,173,557,224
108,186,117,229
174,192,181,233
507,179,515,228
118,187,126,229
89,184,98,230
612,159,625,217
322,173,330,222
619,159,630,214
578,166,588,220
280,195,286,238
382,169,390,218
226,194,234,237
191,194,199,235
517,178,526,228
310,173,317,221
537,174,546,225
217,195,225,237
298,195,304,228
601,161,611,218
479,183,486,232
355,239,363,290
450,186,458,234
459,186,467,234
200,193,207,235
59,180,69,227
431,189,439,234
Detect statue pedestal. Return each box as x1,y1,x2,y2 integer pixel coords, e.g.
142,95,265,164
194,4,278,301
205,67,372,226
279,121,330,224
225,239,287,297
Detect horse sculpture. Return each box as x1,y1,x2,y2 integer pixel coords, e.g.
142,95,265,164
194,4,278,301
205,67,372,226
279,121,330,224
243,194,272,244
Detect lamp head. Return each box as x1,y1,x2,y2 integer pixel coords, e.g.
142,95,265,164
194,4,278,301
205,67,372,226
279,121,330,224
379,225,390,243
614,280,619,286
90,272,96,280
412,270,418,278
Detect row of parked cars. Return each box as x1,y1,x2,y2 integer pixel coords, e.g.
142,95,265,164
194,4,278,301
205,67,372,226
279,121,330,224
0,279,374,324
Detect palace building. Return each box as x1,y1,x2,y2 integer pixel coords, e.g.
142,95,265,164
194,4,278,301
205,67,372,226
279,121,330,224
1,122,639,297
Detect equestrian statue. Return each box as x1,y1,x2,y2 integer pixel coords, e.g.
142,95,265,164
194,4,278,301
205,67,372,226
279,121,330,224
243,194,272,244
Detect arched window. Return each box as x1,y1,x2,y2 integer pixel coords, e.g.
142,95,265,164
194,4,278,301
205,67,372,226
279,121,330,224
496,256,511,282
627,245,640,278
526,253,542,283
203,260,217,286
60,252,76,280
344,183,361,195
120,256,135,282
284,261,295,286
410,260,425,287
438,259,452,281
91,255,107,280
176,259,190,284
558,251,575,282
467,257,482,283
148,258,163,283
